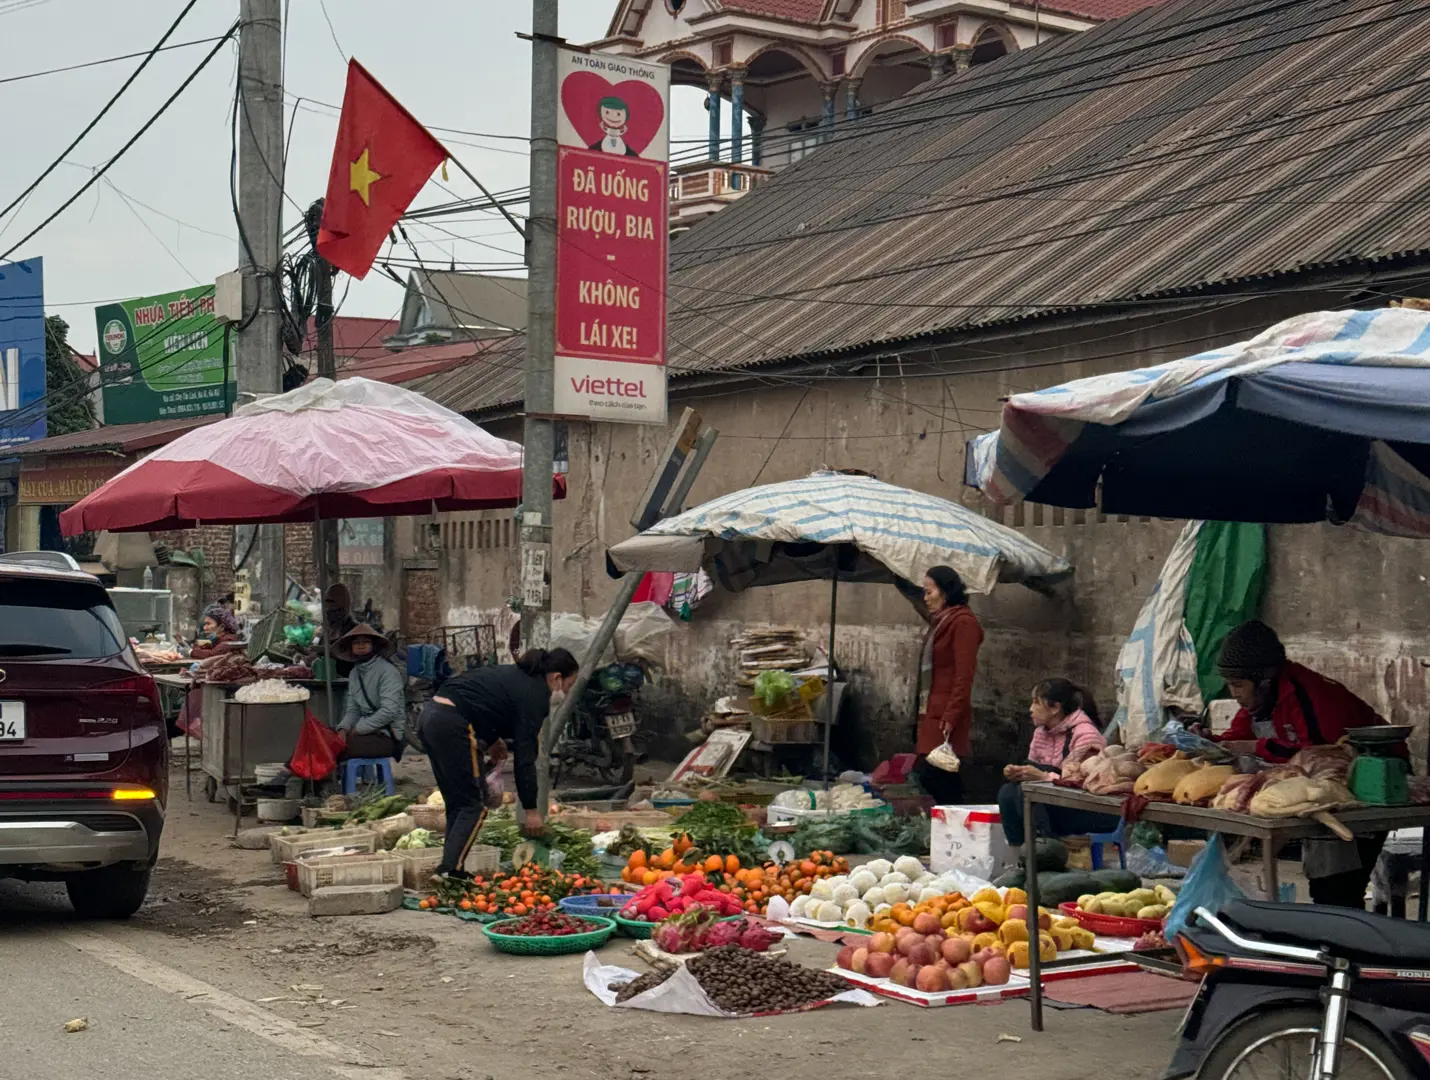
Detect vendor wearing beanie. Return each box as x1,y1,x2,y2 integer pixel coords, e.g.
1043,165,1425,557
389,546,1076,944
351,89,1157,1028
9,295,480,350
1215,620,1384,763
1216,620,1394,909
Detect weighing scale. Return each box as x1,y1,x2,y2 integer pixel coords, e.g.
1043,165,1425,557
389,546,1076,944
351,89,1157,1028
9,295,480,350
1345,725,1414,806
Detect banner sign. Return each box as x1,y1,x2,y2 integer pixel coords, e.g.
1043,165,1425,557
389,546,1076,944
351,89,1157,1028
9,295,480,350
0,256,46,449
19,453,125,506
338,518,385,567
95,287,234,424
552,49,669,425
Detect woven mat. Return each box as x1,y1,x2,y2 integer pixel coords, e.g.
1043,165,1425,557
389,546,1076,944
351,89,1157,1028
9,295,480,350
1043,971,1198,1014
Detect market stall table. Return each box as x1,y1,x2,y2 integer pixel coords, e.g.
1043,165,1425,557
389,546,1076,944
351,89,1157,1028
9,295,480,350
1019,781,1430,1032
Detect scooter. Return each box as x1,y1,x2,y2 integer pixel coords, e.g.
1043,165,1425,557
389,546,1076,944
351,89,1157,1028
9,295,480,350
552,662,645,788
1165,899,1430,1080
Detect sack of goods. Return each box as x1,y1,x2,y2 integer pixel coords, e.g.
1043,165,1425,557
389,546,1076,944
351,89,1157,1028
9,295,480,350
1172,764,1235,806
1133,756,1198,798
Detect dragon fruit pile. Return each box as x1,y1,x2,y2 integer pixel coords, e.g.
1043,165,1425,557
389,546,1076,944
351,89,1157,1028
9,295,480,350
651,903,782,955
620,873,744,923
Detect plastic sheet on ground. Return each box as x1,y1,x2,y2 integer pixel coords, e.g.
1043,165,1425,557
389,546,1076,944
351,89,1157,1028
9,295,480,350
582,952,881,1017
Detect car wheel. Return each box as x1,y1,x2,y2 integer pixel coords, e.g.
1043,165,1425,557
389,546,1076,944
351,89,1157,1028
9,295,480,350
66,864,154,919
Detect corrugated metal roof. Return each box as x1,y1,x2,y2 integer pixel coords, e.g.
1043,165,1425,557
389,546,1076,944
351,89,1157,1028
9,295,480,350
9,417,218,457
427,0,1430,417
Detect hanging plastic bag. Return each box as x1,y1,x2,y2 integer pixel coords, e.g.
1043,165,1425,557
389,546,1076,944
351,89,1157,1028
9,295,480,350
1164,834,1245,939
925,739,961,773
289,709,345,780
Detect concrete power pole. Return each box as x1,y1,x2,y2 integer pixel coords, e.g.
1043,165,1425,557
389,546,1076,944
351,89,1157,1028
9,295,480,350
520,0,559,651
313,243,339,586
236,0,286,614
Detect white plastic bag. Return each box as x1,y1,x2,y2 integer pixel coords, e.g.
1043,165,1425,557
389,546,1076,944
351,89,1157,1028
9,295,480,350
925,739,961,773
929,805,1004,879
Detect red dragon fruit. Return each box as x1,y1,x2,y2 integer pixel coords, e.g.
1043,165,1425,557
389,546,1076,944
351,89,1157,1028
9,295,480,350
738,924,780,952
705,919,745,947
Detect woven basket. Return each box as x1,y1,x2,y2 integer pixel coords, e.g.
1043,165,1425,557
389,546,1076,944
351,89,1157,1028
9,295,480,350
482,915,616,955
295,851,403,897
397,848,445,889
409,804,446,833
269,827,376,866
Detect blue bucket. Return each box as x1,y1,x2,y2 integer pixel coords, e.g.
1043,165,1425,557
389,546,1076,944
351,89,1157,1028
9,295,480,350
559,893,630,917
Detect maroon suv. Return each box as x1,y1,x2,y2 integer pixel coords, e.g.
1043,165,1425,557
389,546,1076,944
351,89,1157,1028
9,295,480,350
0,554,167,917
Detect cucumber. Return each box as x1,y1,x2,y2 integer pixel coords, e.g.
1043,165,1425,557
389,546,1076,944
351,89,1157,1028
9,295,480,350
1088,868,1142,894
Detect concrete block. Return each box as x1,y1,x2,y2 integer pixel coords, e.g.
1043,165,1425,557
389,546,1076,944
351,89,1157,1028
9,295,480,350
234,826,285,850
308,883,404,917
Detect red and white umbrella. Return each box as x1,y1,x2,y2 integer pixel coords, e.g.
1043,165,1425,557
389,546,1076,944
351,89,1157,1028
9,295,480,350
60,377,558,535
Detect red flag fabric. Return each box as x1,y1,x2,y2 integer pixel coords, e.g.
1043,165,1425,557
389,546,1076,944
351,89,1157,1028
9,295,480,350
317,59,447,279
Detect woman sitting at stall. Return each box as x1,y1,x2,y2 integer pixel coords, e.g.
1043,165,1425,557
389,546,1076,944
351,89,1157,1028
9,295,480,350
334,623,406,761
190,604,241,660
998,678,1119,848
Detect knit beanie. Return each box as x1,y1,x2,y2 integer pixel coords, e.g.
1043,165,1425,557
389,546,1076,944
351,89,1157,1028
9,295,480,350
1217,620,1286,681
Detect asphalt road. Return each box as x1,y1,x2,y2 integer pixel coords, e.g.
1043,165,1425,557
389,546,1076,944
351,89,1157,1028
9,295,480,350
0,881,403,1080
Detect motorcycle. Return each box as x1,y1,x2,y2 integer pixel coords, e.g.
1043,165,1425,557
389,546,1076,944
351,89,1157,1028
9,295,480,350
1165,899,1430,1080
552,662,645,788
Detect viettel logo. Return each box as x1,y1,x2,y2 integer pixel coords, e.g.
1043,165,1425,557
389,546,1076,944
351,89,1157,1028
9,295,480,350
102,319,127,355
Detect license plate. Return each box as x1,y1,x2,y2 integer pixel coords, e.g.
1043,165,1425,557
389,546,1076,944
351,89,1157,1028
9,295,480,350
0,701,25,741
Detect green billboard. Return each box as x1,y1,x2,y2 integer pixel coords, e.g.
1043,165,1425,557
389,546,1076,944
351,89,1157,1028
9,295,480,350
95,287,234,424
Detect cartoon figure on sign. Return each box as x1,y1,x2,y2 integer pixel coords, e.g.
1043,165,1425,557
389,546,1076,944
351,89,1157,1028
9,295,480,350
591,97,639,157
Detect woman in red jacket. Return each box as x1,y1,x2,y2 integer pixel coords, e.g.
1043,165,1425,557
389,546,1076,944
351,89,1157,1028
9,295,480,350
914,566,984,805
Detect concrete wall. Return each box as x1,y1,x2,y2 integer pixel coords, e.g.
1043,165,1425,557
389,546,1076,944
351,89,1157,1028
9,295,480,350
394,291,1430,776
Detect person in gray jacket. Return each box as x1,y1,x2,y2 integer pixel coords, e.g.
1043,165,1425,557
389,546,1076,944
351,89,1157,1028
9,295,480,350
334,623,406,760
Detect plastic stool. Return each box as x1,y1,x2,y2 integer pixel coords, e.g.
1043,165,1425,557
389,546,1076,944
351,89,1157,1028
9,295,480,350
342,757,396,796
1089,819,1127,870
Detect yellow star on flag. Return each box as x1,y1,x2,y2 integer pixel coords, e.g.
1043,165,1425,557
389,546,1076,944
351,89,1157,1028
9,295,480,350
349,147,383,206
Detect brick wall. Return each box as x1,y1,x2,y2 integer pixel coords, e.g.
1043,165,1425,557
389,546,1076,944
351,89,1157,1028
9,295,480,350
401,566,440,641
152,525,234,602
285,522,315,590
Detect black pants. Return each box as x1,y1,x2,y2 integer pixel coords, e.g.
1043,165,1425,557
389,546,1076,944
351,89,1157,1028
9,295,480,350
997,781,1121,849
420,702,489,876
916,758,965,805
1308,834,1387,909
340,731,402,760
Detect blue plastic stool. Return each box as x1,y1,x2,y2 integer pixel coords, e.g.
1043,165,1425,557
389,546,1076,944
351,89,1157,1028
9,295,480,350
1089,819,1127,870
342,757,396,796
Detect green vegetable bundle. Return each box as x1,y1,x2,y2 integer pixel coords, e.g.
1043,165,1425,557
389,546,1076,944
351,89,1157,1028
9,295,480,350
476,818,600,877
673,802,765,865
753,670,796,707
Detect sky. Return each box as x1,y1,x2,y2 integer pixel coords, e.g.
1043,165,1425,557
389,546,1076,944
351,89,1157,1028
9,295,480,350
0,0,715,356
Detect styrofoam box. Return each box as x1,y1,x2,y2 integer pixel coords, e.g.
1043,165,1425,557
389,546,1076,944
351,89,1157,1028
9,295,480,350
929,804,1011,875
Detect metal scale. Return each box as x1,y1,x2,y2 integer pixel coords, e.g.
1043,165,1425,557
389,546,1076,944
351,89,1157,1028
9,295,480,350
1345,724,1415,806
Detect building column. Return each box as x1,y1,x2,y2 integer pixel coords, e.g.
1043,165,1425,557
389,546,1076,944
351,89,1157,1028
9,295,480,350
16,504,40,552
844,77,863,121
821,82,838,140
954,46,974,72
730,71,745,164
930,53,951,80
749,113,766,167
706,75,723,161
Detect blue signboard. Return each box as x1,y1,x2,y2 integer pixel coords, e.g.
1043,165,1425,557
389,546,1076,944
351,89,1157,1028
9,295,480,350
0,256,46,449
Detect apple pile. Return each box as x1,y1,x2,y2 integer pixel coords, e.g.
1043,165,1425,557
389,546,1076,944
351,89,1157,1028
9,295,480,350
836,924,1012,992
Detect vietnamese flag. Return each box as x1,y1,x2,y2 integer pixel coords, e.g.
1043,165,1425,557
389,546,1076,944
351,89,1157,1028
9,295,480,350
317,60,448,279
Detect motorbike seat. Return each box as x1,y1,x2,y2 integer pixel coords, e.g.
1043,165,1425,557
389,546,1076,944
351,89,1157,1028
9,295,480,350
1219,898,1430,966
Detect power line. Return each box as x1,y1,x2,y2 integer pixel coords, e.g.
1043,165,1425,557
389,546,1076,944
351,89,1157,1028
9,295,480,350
0,33,230,87
0,0,203,226
0,23,238,264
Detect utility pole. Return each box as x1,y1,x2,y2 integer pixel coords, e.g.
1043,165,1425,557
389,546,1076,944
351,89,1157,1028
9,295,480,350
236,0,286,614
520,0,559,651
313,241,339,586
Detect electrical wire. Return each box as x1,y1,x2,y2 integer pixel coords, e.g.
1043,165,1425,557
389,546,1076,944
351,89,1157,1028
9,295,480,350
0,0,203,226
0,24,237,264
0,33,229,87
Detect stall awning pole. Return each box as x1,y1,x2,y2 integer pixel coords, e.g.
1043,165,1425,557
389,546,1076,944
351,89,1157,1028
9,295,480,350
316,507,335,732
823,548,838,791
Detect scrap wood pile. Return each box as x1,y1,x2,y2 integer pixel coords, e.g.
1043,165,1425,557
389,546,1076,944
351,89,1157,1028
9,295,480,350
731,630,808,685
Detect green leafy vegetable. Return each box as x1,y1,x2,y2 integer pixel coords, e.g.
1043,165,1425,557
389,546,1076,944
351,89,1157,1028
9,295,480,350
753,670,796,707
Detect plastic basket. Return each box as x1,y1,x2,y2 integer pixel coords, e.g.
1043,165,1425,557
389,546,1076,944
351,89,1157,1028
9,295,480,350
397,848,445,889
765,802,893,826
409,804,446,833
295,851,403,897
269,827,377,866
750,716,823,744
482,915,617,955
559,893,631,917
462,844,501,875
1058,901,1164,936
613,911,657,938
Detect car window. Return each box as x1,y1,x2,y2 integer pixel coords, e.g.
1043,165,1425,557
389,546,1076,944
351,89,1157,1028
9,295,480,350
0,578,128,658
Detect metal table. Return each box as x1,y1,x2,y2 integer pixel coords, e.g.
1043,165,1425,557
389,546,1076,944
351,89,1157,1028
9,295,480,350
151,672,197,798
1020,782,1430,1031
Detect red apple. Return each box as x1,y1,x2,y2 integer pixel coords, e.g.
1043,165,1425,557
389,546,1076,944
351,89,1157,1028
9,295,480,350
946,965,970,990
869,932,896,954
942,937,972,965
983,955,1012,986
865,952,896,979
890,958,912,986
915,965,948,993
1006,904,1051,931
907,941,936,967
850,947,869,974
958,960,983,989
897,933,921,958
913,911,942,936
835,944,857,970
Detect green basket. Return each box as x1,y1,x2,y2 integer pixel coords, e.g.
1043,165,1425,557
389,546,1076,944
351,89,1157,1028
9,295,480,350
482,915,617,955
